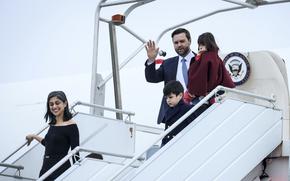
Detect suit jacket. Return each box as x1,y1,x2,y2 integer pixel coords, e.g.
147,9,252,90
145,55,195,124
145,56,179,85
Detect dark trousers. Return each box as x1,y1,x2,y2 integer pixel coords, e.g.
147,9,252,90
161,104,209,146
39,155,71,181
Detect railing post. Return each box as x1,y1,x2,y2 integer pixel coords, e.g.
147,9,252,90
90,0,106,114
109,22,123,120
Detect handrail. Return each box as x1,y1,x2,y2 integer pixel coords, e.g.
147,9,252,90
2,100,135,169
0,163,36,180
135,123,163,135
155,6,244,44
90,0,106,111
0,173,36,181
91,0,290,97
221,87,276,103
37,146,135,181
222,0,257,9
97,17,146,89
70,101,135,120
4,0,287,179
155,0,290,44
97,43,146,89
100,18,147,43
100,0,146,7
124,0,155,19
1,124,48,163
90,0,151,107
0,163,24,170
96,6,246,91
109,86,276,180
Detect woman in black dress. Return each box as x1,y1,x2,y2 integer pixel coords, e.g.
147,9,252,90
26,91,79,180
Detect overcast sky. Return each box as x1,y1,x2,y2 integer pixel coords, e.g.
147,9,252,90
0,0,290,84
1,0,290,162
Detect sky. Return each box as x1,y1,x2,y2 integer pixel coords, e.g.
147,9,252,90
0,0,290,162
0,0,290,83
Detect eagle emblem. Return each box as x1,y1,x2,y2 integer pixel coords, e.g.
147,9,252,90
228,63,242,77
223,52,250,86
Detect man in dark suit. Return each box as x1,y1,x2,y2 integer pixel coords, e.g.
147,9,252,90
144,28,195,124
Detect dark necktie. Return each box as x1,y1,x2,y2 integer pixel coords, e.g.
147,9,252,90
181,58,188,85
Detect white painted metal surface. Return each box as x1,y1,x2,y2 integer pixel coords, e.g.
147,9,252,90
56,158,136,181
0,113,136,180
0,97,284,181
1,135,45,179
126,99,282,181
53,99,282,181
0,0,289,179
75,113,135,157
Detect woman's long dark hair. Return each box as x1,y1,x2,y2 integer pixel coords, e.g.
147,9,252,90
44,91,72,125
198,32,219,52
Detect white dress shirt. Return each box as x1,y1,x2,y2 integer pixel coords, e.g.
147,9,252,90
146,51,195,91
176,51,195,91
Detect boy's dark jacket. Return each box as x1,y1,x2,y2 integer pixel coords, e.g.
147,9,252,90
162,100,195,137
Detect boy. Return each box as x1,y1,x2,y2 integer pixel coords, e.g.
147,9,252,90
161,80,196,146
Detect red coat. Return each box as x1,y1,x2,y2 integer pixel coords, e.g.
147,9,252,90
187,51,235,97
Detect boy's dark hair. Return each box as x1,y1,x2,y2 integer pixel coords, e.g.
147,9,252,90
171,28,191,41
163,80,184,96
198,32,219,52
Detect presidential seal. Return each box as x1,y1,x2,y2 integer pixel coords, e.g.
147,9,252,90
223,52,250,86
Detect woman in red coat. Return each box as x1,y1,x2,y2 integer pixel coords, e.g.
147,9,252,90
184,32,235,104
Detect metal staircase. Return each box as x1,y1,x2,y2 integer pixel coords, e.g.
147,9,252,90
124,99,282,181
0,103,138,181
1,0,290,179
0,87,284,181
48,94,282,181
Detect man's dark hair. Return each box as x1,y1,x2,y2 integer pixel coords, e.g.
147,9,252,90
171,28,191,41
163,80,184,96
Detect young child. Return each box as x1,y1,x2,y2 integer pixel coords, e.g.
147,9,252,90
184,32,235,105
161,80,196,146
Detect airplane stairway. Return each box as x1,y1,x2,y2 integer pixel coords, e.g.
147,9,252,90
0,106,137,181
51,97,282,181
56,157,140,181
0,94,283,181
117,99,283,181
